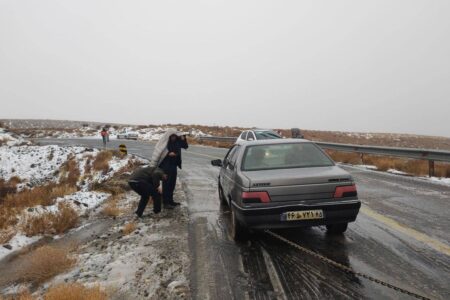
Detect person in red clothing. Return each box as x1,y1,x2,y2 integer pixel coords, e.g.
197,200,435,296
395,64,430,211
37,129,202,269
100,128,108,148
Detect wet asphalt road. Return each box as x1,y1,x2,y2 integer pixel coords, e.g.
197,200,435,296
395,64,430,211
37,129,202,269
36,138,450,300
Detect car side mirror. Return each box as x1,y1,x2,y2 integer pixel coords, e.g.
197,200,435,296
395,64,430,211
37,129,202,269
211,159,223,167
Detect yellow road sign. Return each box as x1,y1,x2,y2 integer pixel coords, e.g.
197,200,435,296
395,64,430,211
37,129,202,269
119,144,127,155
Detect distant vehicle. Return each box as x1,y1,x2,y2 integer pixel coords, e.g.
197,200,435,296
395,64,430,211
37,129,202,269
211,139,360,241
117,131,139,140
291,128,304,139
236,129,282,143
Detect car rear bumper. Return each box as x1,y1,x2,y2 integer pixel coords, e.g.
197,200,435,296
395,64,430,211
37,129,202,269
232,200,361,229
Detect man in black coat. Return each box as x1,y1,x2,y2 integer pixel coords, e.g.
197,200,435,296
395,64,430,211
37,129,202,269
159,134,188,208
128,166,167,217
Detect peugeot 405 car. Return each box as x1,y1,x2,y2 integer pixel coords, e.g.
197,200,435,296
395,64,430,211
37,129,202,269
211,139,360,241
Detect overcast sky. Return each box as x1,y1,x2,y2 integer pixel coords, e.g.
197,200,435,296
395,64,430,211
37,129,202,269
1,1,449,136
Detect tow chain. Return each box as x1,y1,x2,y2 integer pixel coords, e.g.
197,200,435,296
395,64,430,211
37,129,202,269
265,230,432,300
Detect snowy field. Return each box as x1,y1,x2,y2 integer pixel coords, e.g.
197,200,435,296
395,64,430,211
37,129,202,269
0,128,29,147
0,129,190,299
12,125,210,141
0,130,143,260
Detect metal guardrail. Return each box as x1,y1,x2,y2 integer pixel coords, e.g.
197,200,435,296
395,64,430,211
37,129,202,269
314,142,450,163
197,136,450,176
315,142,450,177
197,136,236,143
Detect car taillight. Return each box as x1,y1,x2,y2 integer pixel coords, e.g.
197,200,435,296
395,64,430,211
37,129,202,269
334,184,357,198
242,191,271,203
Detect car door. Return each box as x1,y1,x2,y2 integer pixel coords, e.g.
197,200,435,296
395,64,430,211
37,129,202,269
227,145,242,204
221,145,241,200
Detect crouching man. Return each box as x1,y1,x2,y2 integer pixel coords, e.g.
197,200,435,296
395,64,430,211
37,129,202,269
128,166,167,218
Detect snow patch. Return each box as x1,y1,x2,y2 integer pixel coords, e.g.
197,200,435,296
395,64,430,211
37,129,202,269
0,145,86,184
0,128,29,146
0,234,40,261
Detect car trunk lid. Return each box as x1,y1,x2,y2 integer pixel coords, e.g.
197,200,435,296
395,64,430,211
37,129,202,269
242,166,353,202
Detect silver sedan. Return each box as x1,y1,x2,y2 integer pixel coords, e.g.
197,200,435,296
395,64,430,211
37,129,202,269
211,139,360,241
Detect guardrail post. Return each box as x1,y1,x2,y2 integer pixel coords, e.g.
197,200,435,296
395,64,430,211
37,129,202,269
360,153,364,164
428,160,435,177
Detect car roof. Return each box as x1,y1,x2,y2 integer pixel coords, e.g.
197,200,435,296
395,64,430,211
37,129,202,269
235,138,310,146
250,129,276,132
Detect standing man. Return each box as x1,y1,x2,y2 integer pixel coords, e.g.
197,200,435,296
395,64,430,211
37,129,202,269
151,129,188,208
128,166,167,218
100,127,108,148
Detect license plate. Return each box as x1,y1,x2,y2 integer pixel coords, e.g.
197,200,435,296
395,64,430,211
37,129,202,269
282,209,324,221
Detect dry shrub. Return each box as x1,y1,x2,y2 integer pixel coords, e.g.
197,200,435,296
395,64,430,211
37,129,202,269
0,207,18,231
0,290,35,300
122,222,137,235
92,168,134,196
4,184,76,211
19,245,75,285
436,163,450,178
118,158,144,174
84,155,94,174
21,212,53,236
8,176,22,185
60,158,81,186
44,283,107,300
192,138,232,148
0,176,21,200
21,203,79,236
402,160,428,176
110,149,126,159
93,151,113,174
101,197,121,217
326,150,362,165
0,227,16,244
367,157,392,171
50,203,79,234
49,185,77,200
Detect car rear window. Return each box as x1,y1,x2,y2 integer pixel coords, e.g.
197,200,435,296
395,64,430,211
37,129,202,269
242,143,334,171
255,131,282,140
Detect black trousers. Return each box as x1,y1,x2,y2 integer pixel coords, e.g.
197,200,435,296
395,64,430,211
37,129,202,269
162,166,177,204
128,181,161,215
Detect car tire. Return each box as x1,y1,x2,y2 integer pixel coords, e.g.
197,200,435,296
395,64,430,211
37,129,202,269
231,208,248,241
218,183,227,206
326,223,348,234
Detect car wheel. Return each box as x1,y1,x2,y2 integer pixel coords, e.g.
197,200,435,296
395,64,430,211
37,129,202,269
231,208,248,241
218,183,227,206
326,223,348,234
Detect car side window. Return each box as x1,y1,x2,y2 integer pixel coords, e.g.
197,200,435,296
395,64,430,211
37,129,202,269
224,146,237,161
228,145,241,168
241,131,248,140
247,132,255,141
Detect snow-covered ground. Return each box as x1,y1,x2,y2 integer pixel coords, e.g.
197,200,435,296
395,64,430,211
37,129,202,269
0,128,29,146
0,145,86,184
48,190,191,299
0,143,143,260
11,125,210,142
0,145,137,190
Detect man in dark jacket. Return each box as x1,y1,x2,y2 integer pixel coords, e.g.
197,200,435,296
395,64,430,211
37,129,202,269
128,166,167,218
159,134,188,208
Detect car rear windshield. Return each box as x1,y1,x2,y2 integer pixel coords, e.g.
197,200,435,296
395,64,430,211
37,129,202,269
254,131,282,140
242,143,334,171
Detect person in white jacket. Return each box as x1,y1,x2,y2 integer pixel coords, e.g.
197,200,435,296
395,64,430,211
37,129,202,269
150,128,188,208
